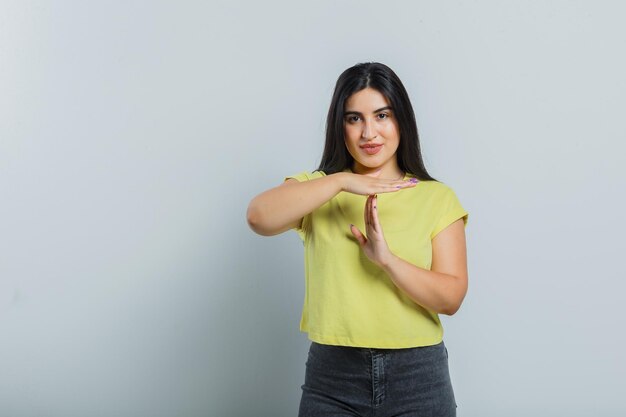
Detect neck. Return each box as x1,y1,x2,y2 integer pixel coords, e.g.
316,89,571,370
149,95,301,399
351,162,404,180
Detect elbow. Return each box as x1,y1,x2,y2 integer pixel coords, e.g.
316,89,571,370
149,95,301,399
440,276,467,316
246,205,264,235
440,292,466,316
441,304,461,316
246,203,274,236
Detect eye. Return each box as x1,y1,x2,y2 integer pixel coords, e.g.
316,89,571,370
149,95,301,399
377,113,390,120
345,115,361,123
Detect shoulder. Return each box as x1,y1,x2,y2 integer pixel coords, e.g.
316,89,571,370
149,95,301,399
412,180,465,217
414,179,456,198
284,170,326,182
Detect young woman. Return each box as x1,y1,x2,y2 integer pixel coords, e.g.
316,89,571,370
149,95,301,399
247,62,468,417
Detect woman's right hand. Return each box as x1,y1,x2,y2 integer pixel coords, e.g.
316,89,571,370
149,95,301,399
337,171,419,195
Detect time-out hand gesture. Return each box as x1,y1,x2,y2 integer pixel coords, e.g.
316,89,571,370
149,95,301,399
349,194,395,268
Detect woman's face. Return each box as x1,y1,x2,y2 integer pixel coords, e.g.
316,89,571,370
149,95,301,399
343,87,401,176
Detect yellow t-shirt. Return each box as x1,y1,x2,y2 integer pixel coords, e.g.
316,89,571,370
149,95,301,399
285,170,468,348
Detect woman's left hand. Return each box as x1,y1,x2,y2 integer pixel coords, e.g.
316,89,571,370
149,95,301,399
349,194,395,268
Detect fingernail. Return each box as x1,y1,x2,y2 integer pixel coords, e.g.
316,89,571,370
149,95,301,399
409,178,418,183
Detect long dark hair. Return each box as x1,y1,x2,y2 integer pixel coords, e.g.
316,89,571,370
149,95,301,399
317,62,436,181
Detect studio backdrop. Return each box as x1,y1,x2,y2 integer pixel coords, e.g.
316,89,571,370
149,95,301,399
1,1,624,416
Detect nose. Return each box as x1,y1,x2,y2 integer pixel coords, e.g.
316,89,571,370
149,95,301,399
361,117,377,140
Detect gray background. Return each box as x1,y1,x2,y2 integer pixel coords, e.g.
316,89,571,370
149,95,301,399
1,1,624,416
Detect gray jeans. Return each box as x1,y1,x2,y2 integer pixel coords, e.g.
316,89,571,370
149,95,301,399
298,340,457,417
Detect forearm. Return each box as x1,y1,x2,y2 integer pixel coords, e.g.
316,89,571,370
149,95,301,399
381,254,467,316
247,173,344,236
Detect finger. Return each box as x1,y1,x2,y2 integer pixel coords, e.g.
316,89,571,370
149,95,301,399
367,194,376,233
398,178,419,188
364,195,371,229
370,194,378,234
349,224,367,246
371,194,382,234
363,195,370,228
392,178,419,190
375,179,419,194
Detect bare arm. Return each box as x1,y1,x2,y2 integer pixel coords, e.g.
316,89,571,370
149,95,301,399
351,195,468,315
381,219,468,315
247,172,417,236
247,174,343,236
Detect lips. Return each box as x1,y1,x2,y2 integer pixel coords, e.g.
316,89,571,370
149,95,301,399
360,143,383,155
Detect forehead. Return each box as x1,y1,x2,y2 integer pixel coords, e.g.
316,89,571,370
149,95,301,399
345,88,390,112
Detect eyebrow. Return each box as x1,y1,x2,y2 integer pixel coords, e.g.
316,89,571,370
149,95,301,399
344,106,393,116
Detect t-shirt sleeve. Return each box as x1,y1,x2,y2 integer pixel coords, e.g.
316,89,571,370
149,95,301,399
430,185,469,240
284,171,312,183
283,171,323,241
